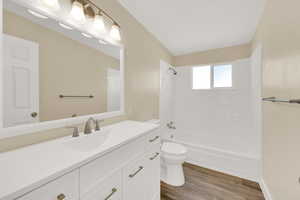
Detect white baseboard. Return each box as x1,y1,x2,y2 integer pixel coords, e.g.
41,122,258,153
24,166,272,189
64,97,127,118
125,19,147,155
259,178,273,200
174,140,260,182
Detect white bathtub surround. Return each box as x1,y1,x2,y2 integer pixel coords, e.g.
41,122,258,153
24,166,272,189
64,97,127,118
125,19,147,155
0,121,161,200
160,58,262,182
173,139,260,181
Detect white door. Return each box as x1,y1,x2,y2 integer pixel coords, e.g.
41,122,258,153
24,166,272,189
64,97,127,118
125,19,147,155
3,34,39,127
160,60,175,126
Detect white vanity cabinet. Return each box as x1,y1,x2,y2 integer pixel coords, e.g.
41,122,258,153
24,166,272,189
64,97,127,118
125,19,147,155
2,122,161,200
121,128,161,200
80,129,161,200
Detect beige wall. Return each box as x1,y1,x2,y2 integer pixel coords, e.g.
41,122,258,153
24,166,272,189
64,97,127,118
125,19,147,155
4,11,120,121
0,0,172,152
252,0,300,199
173,43,251,67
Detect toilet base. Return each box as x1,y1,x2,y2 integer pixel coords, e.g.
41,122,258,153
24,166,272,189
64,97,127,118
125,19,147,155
161,163,185,186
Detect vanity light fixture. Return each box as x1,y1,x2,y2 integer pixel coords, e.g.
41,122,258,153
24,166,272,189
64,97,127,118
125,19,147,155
27,9,49,19
68,0,122,41
81,32,92,38
41,0,60,11
93,12,106,33
98,39,107,44
84,4,95,20
110,23,121,41
70,0,86,23
59,22,73,30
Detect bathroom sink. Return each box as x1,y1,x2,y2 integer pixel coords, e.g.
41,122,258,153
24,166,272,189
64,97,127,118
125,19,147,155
64,130,110,152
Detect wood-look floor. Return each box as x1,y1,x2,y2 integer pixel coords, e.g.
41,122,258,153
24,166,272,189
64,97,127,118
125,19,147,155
161,163,265,200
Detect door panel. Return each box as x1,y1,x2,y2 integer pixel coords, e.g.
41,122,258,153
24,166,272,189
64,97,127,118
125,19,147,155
14,67,30,108
3,34,39,127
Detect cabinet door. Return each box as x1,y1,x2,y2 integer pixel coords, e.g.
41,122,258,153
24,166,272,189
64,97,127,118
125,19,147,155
81,170,122,200
123,154,147,200
145,144,161,200
80,136,145,196
17,170,79,200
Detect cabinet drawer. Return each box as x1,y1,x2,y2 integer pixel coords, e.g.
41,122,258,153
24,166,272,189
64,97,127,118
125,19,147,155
80,136,146,195
146,129,161,150
145,144,161,200
81,170,122,200
123,154,147,200
146,143,161,162
17,170,79,200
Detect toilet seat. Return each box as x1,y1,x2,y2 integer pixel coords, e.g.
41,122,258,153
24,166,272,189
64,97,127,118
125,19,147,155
162,142,187,155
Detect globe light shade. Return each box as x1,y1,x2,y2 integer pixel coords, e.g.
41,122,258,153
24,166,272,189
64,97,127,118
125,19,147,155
110,24,121,41
41,0,60,10
94,14,106,33
70,0,86,23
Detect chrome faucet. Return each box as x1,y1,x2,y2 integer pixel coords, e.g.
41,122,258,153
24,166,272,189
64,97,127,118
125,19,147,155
84,118,104,134
84,117,95,134
95,119,104,131
66,126,80,137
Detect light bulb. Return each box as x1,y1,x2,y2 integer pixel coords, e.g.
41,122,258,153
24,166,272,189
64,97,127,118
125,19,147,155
28,9,48,19
41,0,60,10
70,0,86,23
93,13,106,33
110,23,121,41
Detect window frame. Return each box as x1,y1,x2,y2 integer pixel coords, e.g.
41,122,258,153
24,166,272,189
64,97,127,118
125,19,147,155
191,63,234,91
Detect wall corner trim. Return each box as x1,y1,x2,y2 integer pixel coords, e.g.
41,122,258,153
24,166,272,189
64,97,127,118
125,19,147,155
259,178,273,200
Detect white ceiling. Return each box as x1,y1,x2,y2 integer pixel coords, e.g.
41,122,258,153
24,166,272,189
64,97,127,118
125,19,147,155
118,0,266,56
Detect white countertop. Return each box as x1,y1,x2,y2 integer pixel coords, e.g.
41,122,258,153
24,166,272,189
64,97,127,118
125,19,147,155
0,120,158,200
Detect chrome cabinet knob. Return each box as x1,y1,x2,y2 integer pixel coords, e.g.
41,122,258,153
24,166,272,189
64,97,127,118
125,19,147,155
31,112,38,118
57,193,66,200
104,188,117,200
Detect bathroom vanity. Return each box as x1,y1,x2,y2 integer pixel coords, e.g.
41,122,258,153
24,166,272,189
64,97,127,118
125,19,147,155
0,121,161,200
0,1,163,199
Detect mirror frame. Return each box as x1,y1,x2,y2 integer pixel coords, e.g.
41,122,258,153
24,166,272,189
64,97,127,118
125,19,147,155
0,0,125,139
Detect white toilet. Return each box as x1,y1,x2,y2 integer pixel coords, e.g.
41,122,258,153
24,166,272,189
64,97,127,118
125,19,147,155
161,141,187,186
146,119,187,186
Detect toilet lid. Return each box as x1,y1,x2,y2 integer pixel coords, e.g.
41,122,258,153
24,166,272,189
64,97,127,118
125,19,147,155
162,142,187,155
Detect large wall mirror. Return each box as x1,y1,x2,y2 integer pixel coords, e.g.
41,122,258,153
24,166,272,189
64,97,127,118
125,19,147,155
1,0,124,134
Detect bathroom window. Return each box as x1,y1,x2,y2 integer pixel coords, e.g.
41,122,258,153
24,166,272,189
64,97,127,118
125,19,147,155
213,64,232,88
192,65,211,89
192,64,232,90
